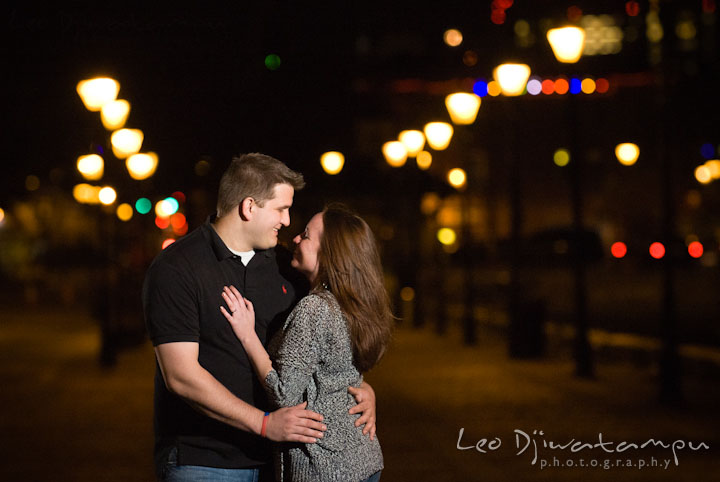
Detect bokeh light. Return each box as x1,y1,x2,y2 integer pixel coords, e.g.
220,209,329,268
443,29,463,47
486,81,502,97
595,78,610,93
615,143,640,166
77,154,104,181
76,77,120,112
688,241,704,258
320,151,345,175
554,78,570,95
155,216,171,229
649,242,665,259
135,197,152,214
416,151,432,170
526,77,542,95
101,99,130,130
611,242,627,258
581,78,596,94
700,143,715,159
447,168,467,189
265,54,281,70
705,160,720,179
398,130,426,156
437,227,457,246
569,78,582,94
554,148,571,167
111,128,144,159
116,203,133,222
445,93,481,125
98,186,117,205
126,152,159,180
25,175,40,191
473,80,489,97
0,207,5,225
400,286,416,302
382,141,408,167
541,79,555,95
695,165,712,184
162,238,176,249
423,122,453,150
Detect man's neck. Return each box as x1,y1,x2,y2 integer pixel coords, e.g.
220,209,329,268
212,215,253,252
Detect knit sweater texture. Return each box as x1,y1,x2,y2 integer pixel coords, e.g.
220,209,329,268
264,291,383,482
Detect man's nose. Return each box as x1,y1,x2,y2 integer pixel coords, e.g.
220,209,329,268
281,211,290,227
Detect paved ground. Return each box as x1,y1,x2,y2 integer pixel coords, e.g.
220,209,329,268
1,305,718,481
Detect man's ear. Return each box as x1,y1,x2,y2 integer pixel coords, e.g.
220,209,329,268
239,197,254,220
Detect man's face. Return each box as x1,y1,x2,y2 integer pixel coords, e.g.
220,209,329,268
246,183,294,250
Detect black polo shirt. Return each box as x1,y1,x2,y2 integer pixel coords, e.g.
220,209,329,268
142,218,304,472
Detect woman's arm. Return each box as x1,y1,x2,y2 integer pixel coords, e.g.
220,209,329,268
220,285,273,381
222,286,321,407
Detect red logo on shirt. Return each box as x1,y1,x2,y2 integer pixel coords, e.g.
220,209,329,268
282,284,287,294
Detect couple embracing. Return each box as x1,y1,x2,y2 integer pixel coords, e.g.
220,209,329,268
143,153,393,481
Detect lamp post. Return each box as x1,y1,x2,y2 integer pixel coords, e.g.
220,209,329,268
445,93,481,344
494,63,532,358
547,26,594,378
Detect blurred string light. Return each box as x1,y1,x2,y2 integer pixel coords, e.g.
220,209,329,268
695,165,713,184
491,0,514,25
111,128,144,158
156,216,171,229
382,141,408,167
398,130,426,156
171,191,187,203
98,186,117,205
73,184,100,204
423,122,453,150
649,242,665,259
25,175,40,191
626,1,640,17
77,154,104,181
320,151,345,175
473,80,489,97
101,99,130,130
615,143,640,166
443,29,463,47
554,148,570,167
705,160,720,179
116,203,133,222
135,197,152,214
76,77,120,111
265,54,281,70
486,80,502,96
447,168,467,189
126,152,159,180
700,142,715,159
445,93,481,125
611,241,627,258
416,151,432,170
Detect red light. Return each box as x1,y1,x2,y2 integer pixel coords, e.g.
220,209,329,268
595,78,610,93
173,223,189,236
162,238,176,249
688,241,704,258
567,6,583,22
171,191,186,203
625,1,640,16
703,0,716,14
649,242,665,259
611,242,627,258
493,0,513,8
155,216,170,229
541,79,555,95
491,9,506,24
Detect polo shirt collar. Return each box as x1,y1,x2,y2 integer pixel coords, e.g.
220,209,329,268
203,215,275,262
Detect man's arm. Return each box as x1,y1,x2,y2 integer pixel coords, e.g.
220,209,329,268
348,381,377,440
155,342,326,442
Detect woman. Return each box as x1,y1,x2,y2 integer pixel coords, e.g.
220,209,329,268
221,204,393,482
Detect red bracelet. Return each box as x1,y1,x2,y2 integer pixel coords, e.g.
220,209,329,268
261,412,270,438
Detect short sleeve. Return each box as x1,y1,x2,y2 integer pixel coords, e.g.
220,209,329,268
142,259,200,346
263,295,326,407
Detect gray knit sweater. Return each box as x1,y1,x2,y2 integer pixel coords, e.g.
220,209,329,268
264,291,384,482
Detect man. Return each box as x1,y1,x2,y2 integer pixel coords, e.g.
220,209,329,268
143,153,376,481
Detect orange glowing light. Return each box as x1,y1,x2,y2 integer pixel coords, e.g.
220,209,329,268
688,241,703,258
162,238,176,249
170,213,187,230
554,78,570,95
611,242,627,258
595,78,610,93
173,223,189,236
649,242,665,259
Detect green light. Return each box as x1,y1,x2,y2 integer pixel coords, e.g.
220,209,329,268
265,54,281,71
135,197,152,214
164,197,180,215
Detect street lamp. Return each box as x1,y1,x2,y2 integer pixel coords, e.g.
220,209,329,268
615,143,640,166
547,25,594,378
493,64,531,96
77,154,104,181
111,128,144,159
445,93,481,125
382,141,408,167
320,151,345,175
76,77,120,111
398,130,426,156
424,122,454,150
101,99,131,130
126,152,159,180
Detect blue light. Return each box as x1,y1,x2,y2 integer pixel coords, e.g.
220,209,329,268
473,80,488,97
700,143,715,159
570,78,582,94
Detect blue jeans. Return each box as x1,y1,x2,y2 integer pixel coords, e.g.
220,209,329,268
160,447,260,482
360,471,382,482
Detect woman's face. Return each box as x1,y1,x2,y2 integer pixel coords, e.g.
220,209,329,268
291,212,324,282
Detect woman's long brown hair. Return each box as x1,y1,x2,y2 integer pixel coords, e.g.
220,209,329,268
314,204,394,372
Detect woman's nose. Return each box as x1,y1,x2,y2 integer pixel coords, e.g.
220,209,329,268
293,234,301,244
